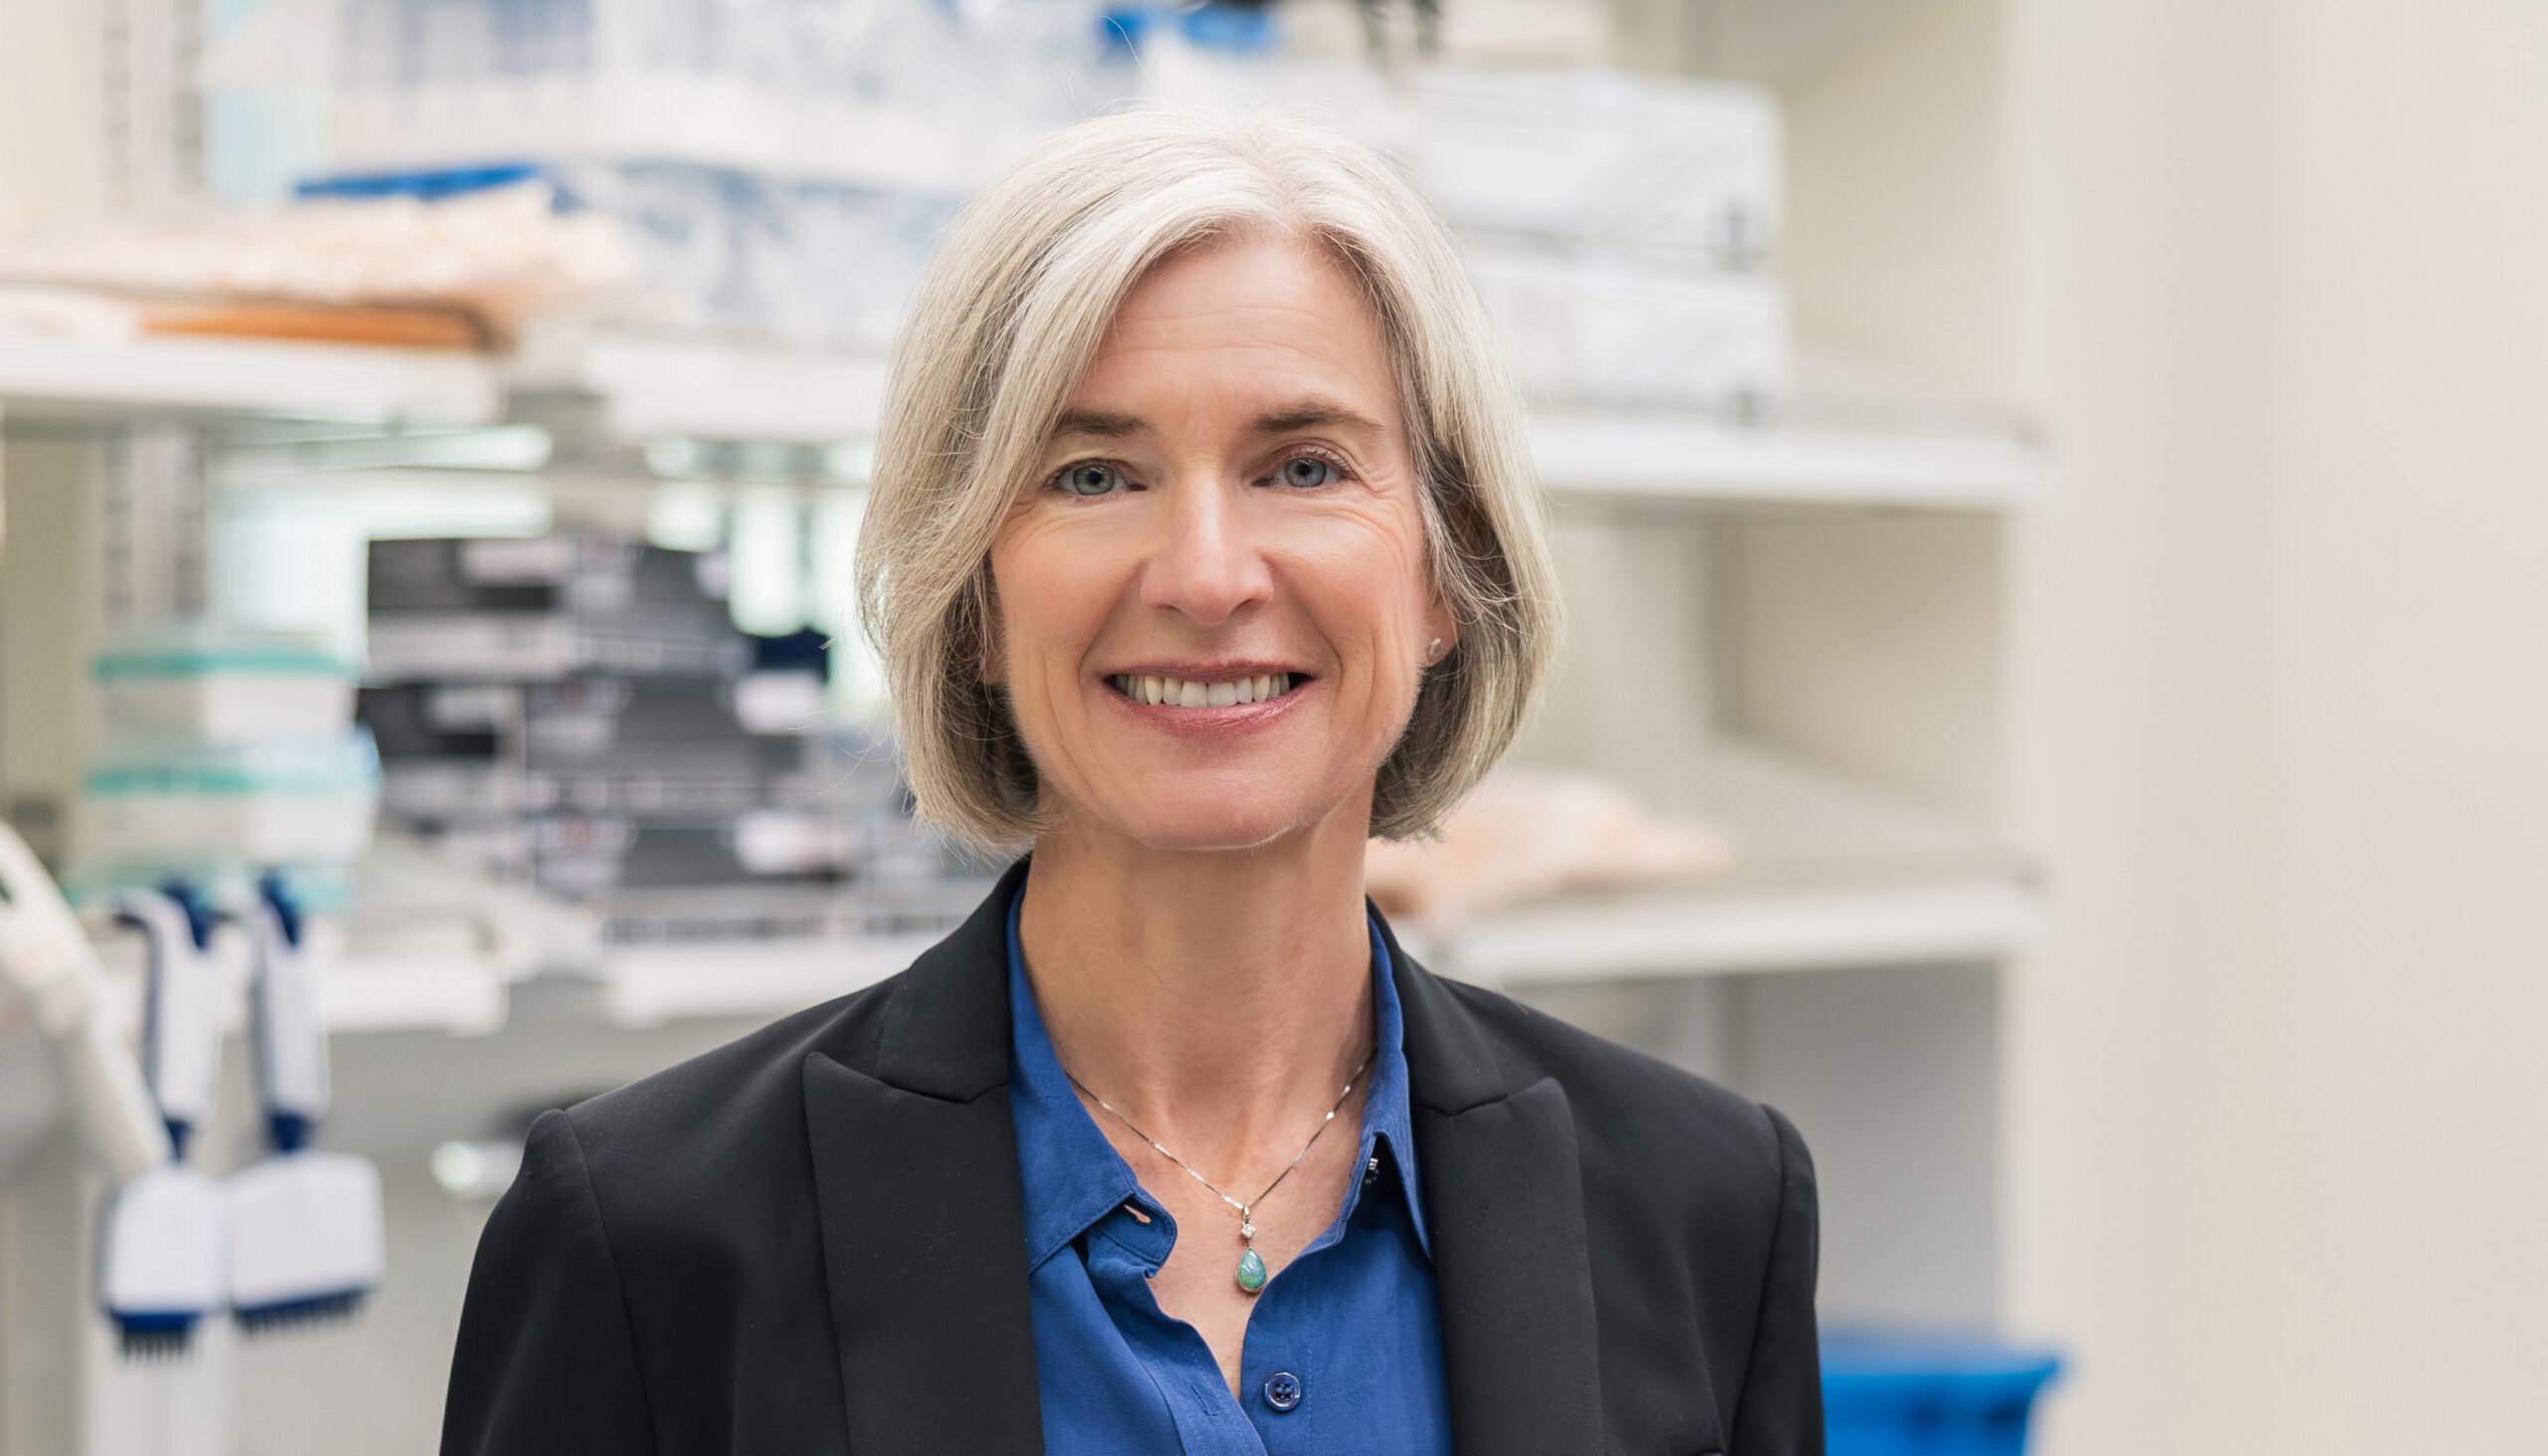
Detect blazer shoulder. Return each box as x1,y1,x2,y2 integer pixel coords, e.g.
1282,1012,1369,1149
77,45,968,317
455,976,920,1454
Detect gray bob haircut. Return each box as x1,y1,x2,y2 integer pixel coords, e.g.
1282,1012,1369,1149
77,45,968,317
855,104,1561,851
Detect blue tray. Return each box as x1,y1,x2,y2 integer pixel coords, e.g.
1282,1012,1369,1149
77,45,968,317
1822,1332,2063,1456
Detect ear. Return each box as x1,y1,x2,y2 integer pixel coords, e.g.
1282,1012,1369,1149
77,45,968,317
1421,593,1458,664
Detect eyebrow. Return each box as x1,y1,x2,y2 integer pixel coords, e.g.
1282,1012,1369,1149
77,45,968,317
1249,398,1387,436
1049,408,1149,440
1046,397,1386,443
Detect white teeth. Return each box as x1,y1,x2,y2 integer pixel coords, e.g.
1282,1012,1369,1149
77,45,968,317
1119,673,1297,706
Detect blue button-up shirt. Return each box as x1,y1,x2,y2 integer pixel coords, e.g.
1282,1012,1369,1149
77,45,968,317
1005,891,1453,1454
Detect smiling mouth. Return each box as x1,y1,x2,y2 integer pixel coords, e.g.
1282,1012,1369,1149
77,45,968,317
1110,672,1300,708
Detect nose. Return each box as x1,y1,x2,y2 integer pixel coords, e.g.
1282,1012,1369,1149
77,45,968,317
1140,477,1272,627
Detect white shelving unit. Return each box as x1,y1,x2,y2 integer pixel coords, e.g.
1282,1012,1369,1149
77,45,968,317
1421,878,2036,984
591,928,948,1028
0,333,502,424
525,332,890,448
1406,740,2039,984
1528,410,2044,509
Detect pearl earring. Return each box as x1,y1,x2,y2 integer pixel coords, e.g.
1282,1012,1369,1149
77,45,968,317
1425,638,1445,663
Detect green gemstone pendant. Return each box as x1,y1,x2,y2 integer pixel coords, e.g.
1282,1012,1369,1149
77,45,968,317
1235,1247,1268,1294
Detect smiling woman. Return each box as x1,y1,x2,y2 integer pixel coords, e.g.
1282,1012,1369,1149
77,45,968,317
442,109,1825,1456
988,234,1456,863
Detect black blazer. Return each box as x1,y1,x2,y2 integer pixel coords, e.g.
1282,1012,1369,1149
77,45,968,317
442,860,1824,1455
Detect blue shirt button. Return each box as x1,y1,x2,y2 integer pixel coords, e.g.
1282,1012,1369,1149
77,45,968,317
1262,1371,1304,1412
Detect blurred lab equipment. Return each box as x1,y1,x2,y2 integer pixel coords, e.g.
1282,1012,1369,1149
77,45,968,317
1414,67,1781,258
0,824,169,1184
78,626,382,901
1464,240,1790,411
1417,68,1788,412
215,0,1097,197
98,887,229,1358
79,733,382,870
193,2,1800,411
360,530,951,940
94,626,357,741
224,877,385,1336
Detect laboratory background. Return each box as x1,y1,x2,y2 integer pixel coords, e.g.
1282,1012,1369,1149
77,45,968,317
0,0,2540,1452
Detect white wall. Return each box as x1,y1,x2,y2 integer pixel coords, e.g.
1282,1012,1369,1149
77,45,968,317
2237,2,2548,1444
0,0,106,226
1996,2,2292,1449
1792,1,2548,1449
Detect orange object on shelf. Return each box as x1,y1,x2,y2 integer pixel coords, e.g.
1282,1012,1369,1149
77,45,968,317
136,298,492,351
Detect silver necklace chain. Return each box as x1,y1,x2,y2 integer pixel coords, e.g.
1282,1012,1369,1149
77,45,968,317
1064,1052,1374,1242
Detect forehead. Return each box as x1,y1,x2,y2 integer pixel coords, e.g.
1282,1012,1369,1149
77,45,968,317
1070,232,1397,415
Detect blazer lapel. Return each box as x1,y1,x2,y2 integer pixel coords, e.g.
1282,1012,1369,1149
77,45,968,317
1390,917,1606,1456
802,860,1044,1455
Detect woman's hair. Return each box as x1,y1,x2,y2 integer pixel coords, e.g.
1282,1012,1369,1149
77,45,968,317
856,104,1561,850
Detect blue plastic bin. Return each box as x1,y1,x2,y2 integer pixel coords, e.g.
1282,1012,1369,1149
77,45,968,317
1821,1333,2062,1456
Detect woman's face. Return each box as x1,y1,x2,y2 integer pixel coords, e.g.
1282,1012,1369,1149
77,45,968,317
987,233,1454,854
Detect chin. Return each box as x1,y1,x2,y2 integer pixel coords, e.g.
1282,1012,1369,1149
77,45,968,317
1054,764,1361,855
1115,799,1326,855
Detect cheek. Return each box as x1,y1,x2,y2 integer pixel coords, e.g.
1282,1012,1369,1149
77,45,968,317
1281,505,1436,673
988,521,1114,691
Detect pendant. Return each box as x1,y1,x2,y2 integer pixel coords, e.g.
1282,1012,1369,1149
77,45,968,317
1234,1209,1265,1295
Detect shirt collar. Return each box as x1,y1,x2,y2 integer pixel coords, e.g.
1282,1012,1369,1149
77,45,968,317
1005,886,1430,1271
1360,915,1430,1252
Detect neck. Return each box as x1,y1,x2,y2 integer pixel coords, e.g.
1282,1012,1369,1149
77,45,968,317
1017,795,1378,1166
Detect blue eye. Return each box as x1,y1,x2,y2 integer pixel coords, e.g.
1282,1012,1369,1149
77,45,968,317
1277,456,1338,489
1060,462,1125,497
